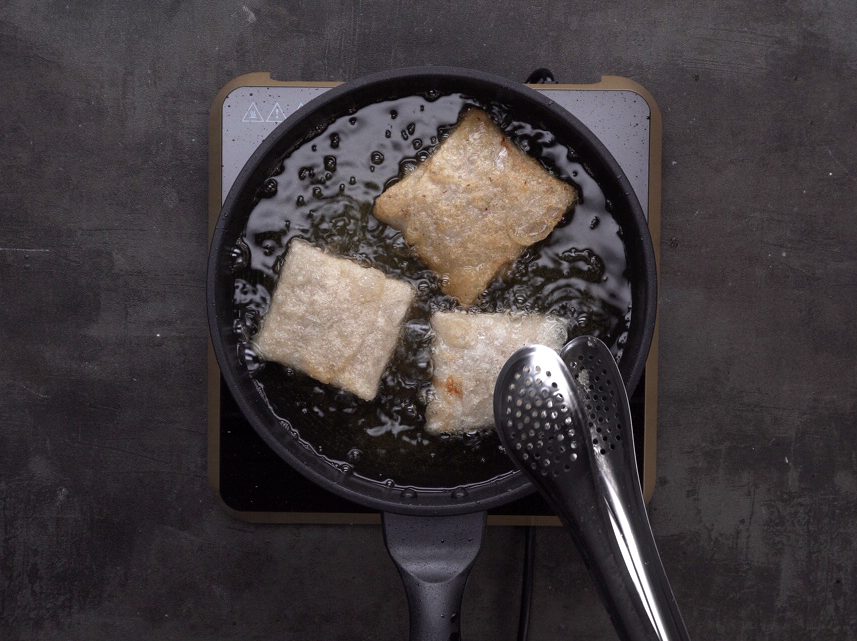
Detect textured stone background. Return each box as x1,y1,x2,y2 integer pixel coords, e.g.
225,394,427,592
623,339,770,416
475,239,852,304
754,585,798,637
1,1,856,639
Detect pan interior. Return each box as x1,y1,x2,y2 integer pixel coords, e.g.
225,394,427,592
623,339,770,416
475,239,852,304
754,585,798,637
228,91,631,489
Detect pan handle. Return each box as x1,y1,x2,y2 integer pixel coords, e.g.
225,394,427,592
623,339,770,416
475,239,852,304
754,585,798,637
383,511,486,641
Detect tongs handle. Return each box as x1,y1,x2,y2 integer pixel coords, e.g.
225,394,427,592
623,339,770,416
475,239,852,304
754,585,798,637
543,464,691,641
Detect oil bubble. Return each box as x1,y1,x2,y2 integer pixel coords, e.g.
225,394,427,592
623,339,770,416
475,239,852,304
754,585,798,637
229,240,249,272
272,254,286,275
259,178,278,198
559,247,605,282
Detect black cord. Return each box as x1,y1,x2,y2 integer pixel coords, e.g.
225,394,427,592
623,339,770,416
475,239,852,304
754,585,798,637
517,526,536,641
525,68,558,84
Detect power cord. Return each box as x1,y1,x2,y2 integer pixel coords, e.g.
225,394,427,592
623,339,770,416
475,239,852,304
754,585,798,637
517,526,536,641
525,68,558,84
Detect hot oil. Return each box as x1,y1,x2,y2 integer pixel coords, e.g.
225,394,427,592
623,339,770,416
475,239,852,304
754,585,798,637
231,93,632,488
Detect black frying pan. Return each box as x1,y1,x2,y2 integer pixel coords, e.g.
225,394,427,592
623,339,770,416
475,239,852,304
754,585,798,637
208,67,657,641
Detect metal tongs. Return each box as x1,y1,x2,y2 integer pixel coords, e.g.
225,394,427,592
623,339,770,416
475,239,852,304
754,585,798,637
494,336,691,641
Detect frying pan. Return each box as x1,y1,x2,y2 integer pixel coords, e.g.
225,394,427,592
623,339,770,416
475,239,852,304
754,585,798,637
207,67,657,640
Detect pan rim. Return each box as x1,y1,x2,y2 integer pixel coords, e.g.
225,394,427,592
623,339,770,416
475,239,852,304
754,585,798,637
207,65,657,516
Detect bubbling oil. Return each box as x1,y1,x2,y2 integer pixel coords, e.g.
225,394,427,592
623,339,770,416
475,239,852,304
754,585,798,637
230,93,632,488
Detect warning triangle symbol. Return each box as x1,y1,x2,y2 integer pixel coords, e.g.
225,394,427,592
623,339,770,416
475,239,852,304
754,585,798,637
266,102,287,123
242,102,265,123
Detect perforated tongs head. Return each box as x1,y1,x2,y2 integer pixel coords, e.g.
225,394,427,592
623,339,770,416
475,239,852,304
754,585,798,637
494,336,691,641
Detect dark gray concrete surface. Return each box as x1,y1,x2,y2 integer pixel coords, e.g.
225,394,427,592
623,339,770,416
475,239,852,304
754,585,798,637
2,1,856,639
